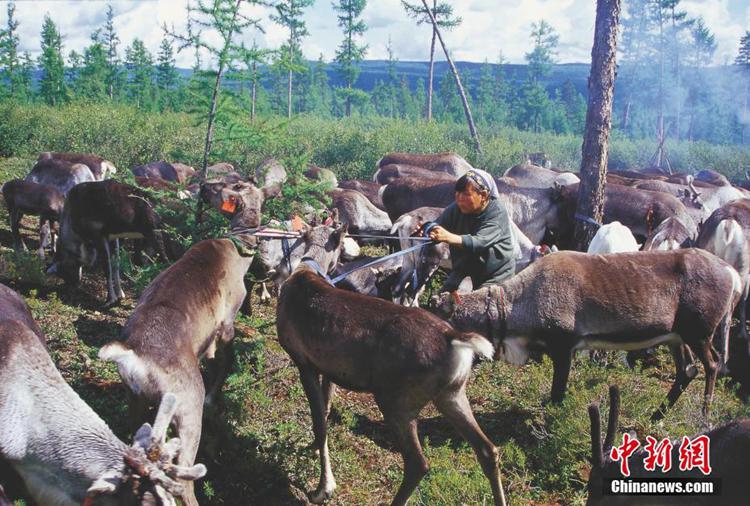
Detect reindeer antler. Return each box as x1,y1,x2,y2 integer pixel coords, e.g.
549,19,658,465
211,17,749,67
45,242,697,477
121,393,207,502
588,402,604,469
603,385,621,451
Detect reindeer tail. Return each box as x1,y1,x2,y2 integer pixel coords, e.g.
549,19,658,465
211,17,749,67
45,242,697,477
99,341,148,395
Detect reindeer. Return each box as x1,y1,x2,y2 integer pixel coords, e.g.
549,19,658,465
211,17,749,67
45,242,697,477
47,180,168,307
2,179,64,259
277,223,507,505
37,151,118,181
99,177,281,506
0,283,205,506
587,385,750,505
433,249,742,420
696,200,750,344
26,158,96,195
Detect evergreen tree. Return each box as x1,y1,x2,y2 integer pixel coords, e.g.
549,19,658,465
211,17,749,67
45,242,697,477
384,36,399,117
305,54,332,116
19,51,34,101
165,0,263,181
687,17,716,68
559,80,586,134
125,38,154,109
736,31,750,143
65,50,82,92
103,4,122,100
401,0,460,120
474,60,496,125
522,20,558,131
156,37,179,110
493,52,510,126
0,2,22,98
38,14,66,105
525,19,558,84
333,0,368,116
237,40,274,120
271,0,315,118
78,30,109,100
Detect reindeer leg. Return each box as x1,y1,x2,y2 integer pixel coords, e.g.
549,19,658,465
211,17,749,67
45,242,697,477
694,340,720,422
377,402,428,506
298,366,336,503
38,219,50,260
549,349,573,404
651,344,696,421
322,377,336,421
101,239,119,308
204,339,235,408
171,378,205,506
260,282,272,303
113,239,125,300
10,209,25,252
434,385,506,506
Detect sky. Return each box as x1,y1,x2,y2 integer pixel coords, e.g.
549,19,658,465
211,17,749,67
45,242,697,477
2,0,749,68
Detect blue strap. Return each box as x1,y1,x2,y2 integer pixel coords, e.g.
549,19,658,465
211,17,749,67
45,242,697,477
281,236,292,273
301,258,334,284
301,241,433,286
574,213,602,228
329,241,430,285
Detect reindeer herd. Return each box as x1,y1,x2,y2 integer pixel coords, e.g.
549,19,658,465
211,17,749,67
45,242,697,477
2,149,750,505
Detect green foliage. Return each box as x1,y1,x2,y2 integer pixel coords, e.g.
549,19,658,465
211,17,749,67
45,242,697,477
262,153,331,222
124,38,155,109
38,15,66,106
333,0,368,116
525,19,559,84
76,30,109,101
0,2,23,100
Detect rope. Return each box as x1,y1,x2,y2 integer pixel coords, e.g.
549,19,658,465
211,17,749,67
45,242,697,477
574,213,602,228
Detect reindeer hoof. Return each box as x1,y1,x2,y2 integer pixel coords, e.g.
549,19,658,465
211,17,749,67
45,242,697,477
102,298,120,309
309,482,336,504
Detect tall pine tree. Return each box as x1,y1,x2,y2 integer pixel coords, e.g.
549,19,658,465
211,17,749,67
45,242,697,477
103,4,122,100
0,2,22,99
401,0,460,121
271,0,315,118
125,38,154,109
333,0,368,117
156,37,179,110
38,15,66,105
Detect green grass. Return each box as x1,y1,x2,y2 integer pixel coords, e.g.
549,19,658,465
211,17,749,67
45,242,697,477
2,110,750,505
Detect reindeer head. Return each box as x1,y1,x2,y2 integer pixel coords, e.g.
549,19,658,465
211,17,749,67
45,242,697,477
586,385,621,506
85,394,206,506
298,211,348,275
200,179,282,230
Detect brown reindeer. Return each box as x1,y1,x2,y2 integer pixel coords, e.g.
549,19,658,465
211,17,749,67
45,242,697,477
0,282,205,506
48,180,168,307
587,385,750,505
37,151,117,180
277,224,507,505
2,179,64,259
99,178,281,506
434,249,742,421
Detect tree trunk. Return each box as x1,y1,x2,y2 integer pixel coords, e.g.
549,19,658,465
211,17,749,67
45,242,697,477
420,0,481,153
196,0,243,223
251,62,257,122
656,6,665,169
427,26,436,121
573,0,621,252
621,98,631,131
287,68,293,119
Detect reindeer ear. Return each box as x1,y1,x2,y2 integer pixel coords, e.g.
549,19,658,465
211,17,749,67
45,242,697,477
262,183,282,199
87,469,123,496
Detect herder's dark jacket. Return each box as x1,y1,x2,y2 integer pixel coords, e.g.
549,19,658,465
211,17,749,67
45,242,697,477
436,198,515,292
